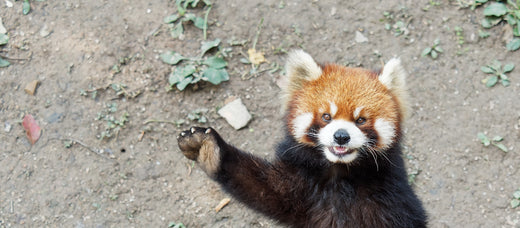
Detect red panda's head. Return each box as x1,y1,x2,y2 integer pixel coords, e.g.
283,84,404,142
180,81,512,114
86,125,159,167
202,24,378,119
283,50,409,164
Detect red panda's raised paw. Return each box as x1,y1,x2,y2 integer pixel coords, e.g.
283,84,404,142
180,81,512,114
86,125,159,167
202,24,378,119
177,127,221,177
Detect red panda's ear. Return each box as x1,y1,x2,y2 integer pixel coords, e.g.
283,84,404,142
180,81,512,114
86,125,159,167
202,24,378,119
379,58,409,119
281,50,322,112
379,58,406,90
285,50,322,86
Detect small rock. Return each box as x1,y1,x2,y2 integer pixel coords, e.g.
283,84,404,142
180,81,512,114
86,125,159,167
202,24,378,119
355,31,368,43
24,80,40,95
5,0,13,8
39,24,52,37
4,122,11,132
0,17,6,34
218,98,252,130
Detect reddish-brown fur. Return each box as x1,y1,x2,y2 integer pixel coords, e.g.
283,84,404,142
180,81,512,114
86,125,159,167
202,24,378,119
288,64,402,147
177,53,427,227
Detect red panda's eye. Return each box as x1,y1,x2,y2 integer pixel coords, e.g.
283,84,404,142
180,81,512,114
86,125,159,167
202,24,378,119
356,117,366,125
322,113,332,122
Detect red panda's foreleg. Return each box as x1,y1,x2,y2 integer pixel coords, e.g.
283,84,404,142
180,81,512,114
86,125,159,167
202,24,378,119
177,127,304,222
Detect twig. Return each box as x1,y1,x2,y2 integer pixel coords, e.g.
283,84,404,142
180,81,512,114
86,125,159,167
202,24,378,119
203,5,212,40
252,17,264,50
143,119,179,125
0,54,31,61
53,137,115,162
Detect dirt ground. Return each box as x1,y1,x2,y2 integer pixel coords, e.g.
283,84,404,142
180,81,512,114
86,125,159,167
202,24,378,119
1,0,520,227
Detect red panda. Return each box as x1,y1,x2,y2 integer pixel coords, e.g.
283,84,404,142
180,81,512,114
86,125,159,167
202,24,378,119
177,50,427,227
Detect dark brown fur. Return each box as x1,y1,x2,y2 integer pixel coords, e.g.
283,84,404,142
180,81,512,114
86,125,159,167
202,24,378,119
177,127,427,227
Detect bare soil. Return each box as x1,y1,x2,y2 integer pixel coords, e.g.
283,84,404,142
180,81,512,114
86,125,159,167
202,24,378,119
1,0,520,227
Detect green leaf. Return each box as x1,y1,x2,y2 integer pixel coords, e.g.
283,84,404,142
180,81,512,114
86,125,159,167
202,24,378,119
492,136,503,142
239,58,251,64
23,0,31,15
434,46,444,53
0,57,10,68
481,66,495,74
478,132,490,146
203,56,227,69
513,190,520,199
507,38,520,51
481,17,503,28
176,76,193,91
478,30,490,38
200,39,220,56
483,3,508,17
514,23,520,36
183,13,196,21
503,63,515,73
182,12,205,29
505,14,516,25
192,17,205,29
0,34,8,45
494,143,508,152
171,23,184,38
160,51,185,65
512,199,520,208
190,0,201,7
169,65,196,85
164,14,180,24
485,75,499,87
501,78,511,86
421,47,432,57
434,39,440,46
431,50,438,59
202,67,229,85
490,60,502,71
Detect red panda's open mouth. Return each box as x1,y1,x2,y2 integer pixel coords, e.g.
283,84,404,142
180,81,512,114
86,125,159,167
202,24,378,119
328,146,355,156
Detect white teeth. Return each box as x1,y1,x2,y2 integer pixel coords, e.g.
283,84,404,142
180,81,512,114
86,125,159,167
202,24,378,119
191,128,196,134
205,128,212,134
180,132,186,137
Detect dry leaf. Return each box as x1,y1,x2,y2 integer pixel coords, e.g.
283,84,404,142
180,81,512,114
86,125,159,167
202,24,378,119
247,48,266,65
22,114,41,145
215,198,231,212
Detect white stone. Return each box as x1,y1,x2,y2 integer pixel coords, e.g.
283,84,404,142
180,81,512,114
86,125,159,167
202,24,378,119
0,17,6,34
355,31,368,43
218,98,252,130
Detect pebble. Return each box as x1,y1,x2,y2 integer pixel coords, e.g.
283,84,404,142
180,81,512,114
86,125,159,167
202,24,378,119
39,24,52,37
217,98,252,130
355,31,368,43
5,0,13,8
4,122,11,132
24,80,40,95
0,17,6,34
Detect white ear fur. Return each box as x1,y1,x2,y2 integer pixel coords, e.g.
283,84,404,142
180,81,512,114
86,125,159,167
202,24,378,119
282,50,323,110
379,58,409,119
379,58,406,90
286,50,322,83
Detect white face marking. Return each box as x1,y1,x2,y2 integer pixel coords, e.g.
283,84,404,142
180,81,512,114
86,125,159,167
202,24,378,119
353,106,364,119
329,102,338,116
318,120,368,163
292,113,314,140
374,118,396,148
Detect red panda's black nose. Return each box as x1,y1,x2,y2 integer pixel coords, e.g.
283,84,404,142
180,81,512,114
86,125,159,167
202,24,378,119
334,129,350,145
